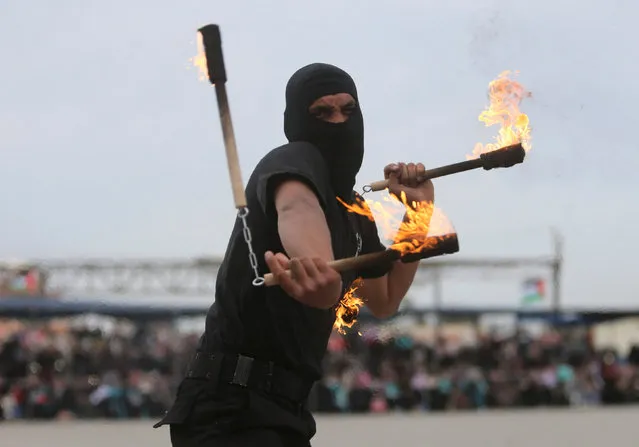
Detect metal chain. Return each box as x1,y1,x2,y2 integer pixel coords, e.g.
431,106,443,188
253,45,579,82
354,190,365,258
237,207,265,286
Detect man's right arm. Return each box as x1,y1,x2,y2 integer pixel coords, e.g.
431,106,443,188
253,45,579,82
275,180,334,262
267,179,342,309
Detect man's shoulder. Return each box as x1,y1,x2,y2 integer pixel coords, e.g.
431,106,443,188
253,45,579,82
259,141,325,166
249,141,330,188
245,141,333,207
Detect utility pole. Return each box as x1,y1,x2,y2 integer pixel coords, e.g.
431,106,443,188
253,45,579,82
551,228,564,320
432,267,443,337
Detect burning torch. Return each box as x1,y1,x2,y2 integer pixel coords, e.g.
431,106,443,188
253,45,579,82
363,142,526,193
195,24,265,286
365,71,532,192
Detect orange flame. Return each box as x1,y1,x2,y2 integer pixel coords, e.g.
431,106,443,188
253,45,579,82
337,193,455,256
334,277,364,334
332,194,455,332
468,70,532,160
190,32,209,82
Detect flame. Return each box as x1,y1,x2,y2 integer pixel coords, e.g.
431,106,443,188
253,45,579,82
334,277,364,334
337,193,455,256
468,70,532,160
190,32,209,82
332,195,454,333
332,195,455,333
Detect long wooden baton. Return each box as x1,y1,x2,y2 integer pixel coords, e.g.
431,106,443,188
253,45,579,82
197,25,265,286
198,24,246,208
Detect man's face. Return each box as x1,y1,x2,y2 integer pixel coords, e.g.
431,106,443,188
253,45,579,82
308,93,356,123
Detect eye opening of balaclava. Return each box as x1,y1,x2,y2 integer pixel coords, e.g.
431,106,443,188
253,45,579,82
284,63,364,199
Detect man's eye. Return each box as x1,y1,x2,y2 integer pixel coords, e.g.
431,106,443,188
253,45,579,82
311,107,332,118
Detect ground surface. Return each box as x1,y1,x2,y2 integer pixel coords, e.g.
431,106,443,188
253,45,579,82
2,407,638,447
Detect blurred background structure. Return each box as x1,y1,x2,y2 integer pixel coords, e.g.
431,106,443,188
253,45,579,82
2,234,638,421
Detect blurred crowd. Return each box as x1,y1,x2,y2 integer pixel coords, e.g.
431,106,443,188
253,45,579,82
1,317,639,421
0,319,194,421
316,326,639,412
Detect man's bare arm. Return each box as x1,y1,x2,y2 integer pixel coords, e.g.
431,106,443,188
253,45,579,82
271,179,342,309
360,162,434,318
275,180,333,261
359,260,419,318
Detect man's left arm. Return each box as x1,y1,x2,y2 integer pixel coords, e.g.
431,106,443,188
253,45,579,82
359,226,420,319
358,162,434,318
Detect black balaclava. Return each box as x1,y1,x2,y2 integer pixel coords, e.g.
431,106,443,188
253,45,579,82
284,63,364,199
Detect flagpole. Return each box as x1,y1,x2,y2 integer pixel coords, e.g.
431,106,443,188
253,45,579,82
551,229,564,323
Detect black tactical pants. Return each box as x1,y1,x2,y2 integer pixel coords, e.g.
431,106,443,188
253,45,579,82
155,379,314,447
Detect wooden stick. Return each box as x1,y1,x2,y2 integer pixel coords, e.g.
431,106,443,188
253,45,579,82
198,24,247,208
262,234,460,287
365,143,525,192
263,250,398,287
214,83,246,208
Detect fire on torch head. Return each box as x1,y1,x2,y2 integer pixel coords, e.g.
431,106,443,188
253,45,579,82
479,142,526,170
197,24,227,85
397,232,460,264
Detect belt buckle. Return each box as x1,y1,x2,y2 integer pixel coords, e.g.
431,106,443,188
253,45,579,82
231,355,254,387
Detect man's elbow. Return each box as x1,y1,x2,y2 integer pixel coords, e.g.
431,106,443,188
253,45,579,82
368,302,399,319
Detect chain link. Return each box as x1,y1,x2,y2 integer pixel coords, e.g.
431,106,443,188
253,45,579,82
238,207,265,286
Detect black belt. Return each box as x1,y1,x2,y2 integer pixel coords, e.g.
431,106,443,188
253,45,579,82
185,352,314,404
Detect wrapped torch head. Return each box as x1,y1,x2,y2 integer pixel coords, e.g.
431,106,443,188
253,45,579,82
340,307,359,325
479,143,526,170
197,24,227,85
398,233,460,263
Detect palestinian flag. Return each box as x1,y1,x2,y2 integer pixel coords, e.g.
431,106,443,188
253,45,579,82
522,278,545,305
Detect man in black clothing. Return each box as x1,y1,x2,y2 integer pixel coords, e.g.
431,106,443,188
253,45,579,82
154,63,434,446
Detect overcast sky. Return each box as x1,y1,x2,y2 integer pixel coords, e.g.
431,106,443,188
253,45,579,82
1,0,636,308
